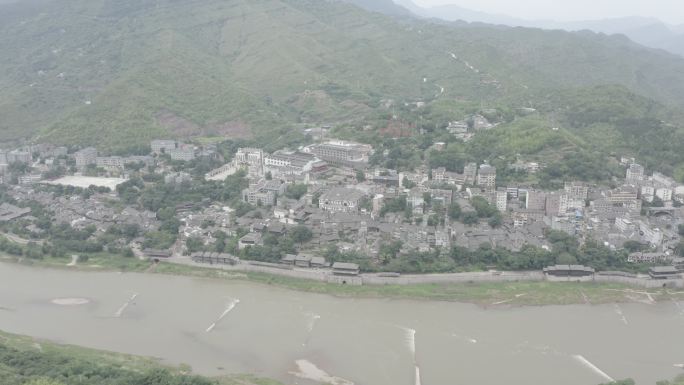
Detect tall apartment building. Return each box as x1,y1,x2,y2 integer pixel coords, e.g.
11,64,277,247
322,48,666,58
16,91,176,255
7,150,32,164
495,189,507,212
74,147,98,169
625,163,644,183
235,148,264,166
607,185,638,204
545,192,570,216
477,164,496,191
652,172,676,188
151,140,177,154
96,156,124,169
526,190,546,211
656,187,673,202
167,146,195,161
564,181,588,201
242,180,285,206
463,163,477,185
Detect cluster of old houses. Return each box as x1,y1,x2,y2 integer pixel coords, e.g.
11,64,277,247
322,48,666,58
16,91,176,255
203,141,684,269
1,136,683,277
0,140,225,188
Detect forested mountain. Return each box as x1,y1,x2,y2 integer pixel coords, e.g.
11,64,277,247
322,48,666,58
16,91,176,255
393,1,684,58
1,0,684,167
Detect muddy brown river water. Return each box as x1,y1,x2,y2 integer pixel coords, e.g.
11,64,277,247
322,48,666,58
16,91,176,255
0,263,682,385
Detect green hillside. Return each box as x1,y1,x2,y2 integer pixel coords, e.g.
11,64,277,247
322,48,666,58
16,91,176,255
1,0,684,154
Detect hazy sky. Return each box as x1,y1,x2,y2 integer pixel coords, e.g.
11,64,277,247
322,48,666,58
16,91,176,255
412,0,684,24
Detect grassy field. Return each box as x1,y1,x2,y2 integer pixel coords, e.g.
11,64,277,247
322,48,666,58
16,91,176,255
153,262,684,306
0,330,284,385
3,253,683,306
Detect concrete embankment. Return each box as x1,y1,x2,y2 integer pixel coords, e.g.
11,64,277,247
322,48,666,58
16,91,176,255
165,257,684,288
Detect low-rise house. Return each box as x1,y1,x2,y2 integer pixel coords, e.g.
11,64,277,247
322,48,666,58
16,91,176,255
238,233,263,249
543,265,595,278
311,256,327,268
294,255,312,268
649,266,680,280
242,179,285,206
332,262,360,276
0,203,31,222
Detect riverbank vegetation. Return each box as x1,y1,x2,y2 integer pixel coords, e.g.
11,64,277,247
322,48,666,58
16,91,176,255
3,250,683,306
605,377,684,385
0,331,282,385
2,251,682,307
153,262,684,306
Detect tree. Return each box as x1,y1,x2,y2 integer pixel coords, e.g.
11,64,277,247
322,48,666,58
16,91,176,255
25,379,65,385
448,202,462,220
423,192,432,206
290,225,313,244
379,240,402,264
461,211,479,225
488,213,503,228
214,230,227,252
285,184,308,200
601,380,635,385
356,169,366,182
402,176,416,189
186,237,204,253
556,252,578,265
623,240,643,252
678,224,684,236
471,196,498,218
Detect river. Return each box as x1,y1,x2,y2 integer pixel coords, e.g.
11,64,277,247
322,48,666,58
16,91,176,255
0,263,682,385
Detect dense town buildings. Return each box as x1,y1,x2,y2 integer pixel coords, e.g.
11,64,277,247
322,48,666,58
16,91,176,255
0,135,682,277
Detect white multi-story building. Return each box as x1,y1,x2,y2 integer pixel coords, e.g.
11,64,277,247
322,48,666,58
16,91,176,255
167,147,195,161
526,190,546,211
407,188,425,214
641,185,655,202
477,164,496,190
242,180,285,206
626,163,644,182
564,181,588,201
652,172,676,188
263,151,325,176
305,140,372,168
656,187,673,202
463,163,477,185
615,216,636,232
235,148,264,166
18,174,42,185
151,140,177,154
74,147,97,169
495,189,507,212
96,156,124,169
7,150,32,164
